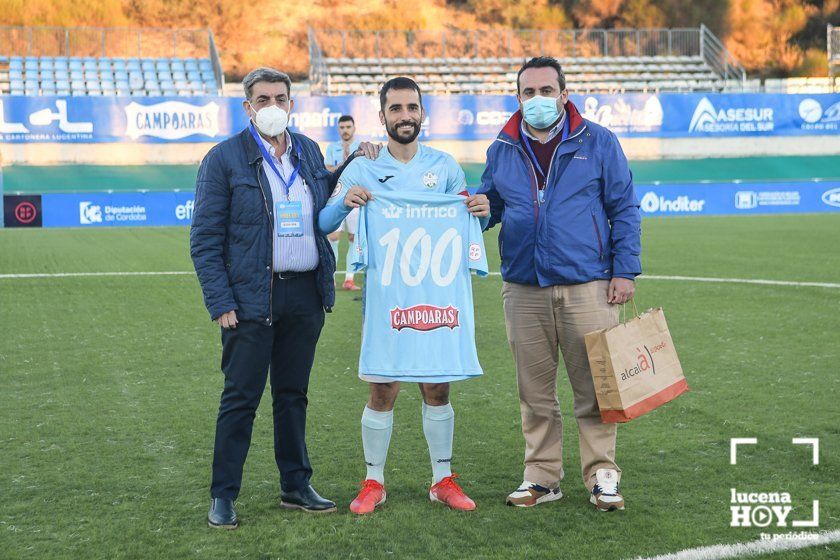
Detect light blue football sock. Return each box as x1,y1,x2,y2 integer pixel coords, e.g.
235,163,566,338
422,402,454,484
361,406,393,484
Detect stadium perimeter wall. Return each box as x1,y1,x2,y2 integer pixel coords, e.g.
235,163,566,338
1,93,839,164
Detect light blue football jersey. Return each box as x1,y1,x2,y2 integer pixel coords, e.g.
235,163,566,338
324,139,362,167
352,190,488,382
319,143,469,234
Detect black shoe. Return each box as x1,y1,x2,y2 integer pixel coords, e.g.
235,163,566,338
280,484,337,513
208,498,239,529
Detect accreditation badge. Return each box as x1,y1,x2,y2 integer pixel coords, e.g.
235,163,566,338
275,201,304,237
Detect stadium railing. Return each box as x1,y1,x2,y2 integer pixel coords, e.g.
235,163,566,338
830,24,840,91
0,25,225,96
308,26,747,95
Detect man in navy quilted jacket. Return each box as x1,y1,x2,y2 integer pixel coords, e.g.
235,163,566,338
478,57,641,512
190,67,377,528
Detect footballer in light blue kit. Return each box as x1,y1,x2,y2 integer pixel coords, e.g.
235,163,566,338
318,77,491,514
324,115,364,291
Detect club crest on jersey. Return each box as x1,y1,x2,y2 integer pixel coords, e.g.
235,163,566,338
330,183,343,199
468,242,482,261
422,171,438,189
390,304,460,332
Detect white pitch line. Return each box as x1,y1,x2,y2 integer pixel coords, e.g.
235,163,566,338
0,270,838,289
640,274,840,289
630,530,840,560
0,271,193,279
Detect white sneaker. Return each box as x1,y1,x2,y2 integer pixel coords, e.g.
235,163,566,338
590,468,624,511
506,481,563,507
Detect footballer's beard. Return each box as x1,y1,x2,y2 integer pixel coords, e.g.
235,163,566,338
385,119,421,145
340,133,352,141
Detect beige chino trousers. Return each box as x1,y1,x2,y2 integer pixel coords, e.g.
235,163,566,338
501,280,620,490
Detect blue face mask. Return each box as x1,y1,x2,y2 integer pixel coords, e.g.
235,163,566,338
522,95,563,130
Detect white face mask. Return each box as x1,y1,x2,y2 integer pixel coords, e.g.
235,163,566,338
250,103,288,138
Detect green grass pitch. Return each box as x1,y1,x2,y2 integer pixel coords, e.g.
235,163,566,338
1,215,838,559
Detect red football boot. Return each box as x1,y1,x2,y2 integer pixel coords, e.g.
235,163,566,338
350,479,386,514
429,474,476,511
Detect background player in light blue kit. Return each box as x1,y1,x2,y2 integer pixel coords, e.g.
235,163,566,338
319,77,490,514
324,115,363,291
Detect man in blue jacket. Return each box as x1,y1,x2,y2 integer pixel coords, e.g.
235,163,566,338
190,67,377,528
478,57,641,512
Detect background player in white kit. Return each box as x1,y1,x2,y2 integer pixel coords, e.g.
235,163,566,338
325,115,363,291
319,78,490,514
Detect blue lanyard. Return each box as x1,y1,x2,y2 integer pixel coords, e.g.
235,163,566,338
249,123,300,200
521,133,547,181
521,116,570,182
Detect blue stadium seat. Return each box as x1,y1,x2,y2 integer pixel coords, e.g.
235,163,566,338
203,79,218,91
114,70,129,81
83,60,97,70
144,79,160,90
70,70,84,81
155,59,170,71
25,60,38,70
143,70,156,81
170,60,185,71
10,87,24,96
10,78,24,90
174,79,189,90
40,70,54,80
185,60,199,71
201,70,215,81
71,79,85,91
86,80,101,91
53,58,68,70
40,58,54,69
100,70,114,81
84,70,99,81
129,76,144,90
115,80,130,94
56,79,70,90
188,80,203,91
9,57,23,70
57,89,70,96
101,81,115,95
187,70,201,81
42,86,57,96
126,59,141,71
55,70,69,80
141,60,155,71
162,88,177,96
159,80,175,91
172,71,187,81
24,79,39,89
98,60,111,71
69,60,83,71
199,58,212,68
112,59,126,70
83,56,96,63
157,71,172,82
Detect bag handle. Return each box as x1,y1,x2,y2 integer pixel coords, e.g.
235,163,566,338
620,298,640,324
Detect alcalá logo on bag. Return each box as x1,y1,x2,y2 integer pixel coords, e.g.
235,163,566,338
620,342,667,381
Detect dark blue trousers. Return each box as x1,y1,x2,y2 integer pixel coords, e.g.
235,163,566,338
210,273,325,499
